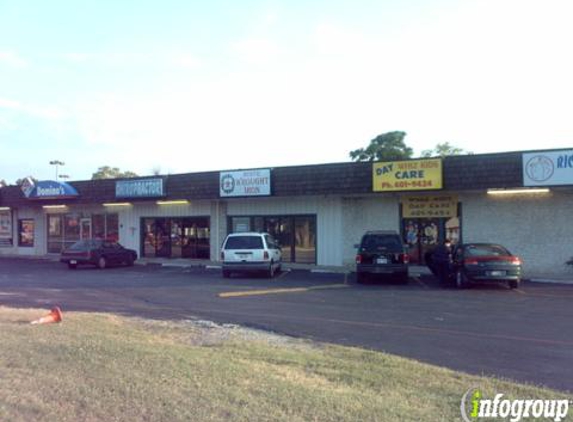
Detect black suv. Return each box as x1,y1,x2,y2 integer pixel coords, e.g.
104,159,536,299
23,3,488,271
355,231,409,283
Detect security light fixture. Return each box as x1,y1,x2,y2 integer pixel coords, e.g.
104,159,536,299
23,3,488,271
156,200,189,205
102,202,132,207
42,205,68,209
487,188,550,195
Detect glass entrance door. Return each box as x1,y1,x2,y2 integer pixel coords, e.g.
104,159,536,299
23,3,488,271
403,218,459,264
80,218,92,240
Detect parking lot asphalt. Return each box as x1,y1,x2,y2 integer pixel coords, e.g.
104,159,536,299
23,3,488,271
1,257,572,393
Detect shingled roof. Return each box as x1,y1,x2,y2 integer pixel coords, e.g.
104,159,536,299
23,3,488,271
0,149,557,207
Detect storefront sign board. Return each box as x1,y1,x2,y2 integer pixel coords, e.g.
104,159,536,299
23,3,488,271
21,180,79,199
220,169,271,197
116,178,165,198
373,159,442,192
523,150,573,186
401,194,458,218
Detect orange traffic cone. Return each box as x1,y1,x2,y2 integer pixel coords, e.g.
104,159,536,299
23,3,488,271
30,307,63,325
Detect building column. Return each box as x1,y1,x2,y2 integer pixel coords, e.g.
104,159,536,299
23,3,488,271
210,200,227,262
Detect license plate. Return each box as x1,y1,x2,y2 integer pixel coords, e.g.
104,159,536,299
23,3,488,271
70,260,77,265
376,258,388,264
487,270,506,276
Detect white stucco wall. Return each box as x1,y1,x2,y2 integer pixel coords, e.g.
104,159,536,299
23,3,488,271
461,190,573,276
341,195,400,267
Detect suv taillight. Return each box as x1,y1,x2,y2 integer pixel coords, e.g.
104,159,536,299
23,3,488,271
264,251,269,260
400,253,409,264
356,254,362,264
220,251,225,260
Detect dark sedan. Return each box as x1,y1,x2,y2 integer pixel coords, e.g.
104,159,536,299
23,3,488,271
449,243,522,289
60,239,138,269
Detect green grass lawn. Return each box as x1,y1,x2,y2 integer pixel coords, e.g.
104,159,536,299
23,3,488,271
0,307,570,422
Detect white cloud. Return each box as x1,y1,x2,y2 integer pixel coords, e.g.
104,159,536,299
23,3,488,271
0,97,66,120
0,51,27,68
232,37,279,64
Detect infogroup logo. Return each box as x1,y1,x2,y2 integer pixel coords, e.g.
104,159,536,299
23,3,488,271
460,388,570,422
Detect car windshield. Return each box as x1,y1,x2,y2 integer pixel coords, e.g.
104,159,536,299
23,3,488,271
465,244,510,257
361,235,402,252
225,236,264,250
69,240,102,251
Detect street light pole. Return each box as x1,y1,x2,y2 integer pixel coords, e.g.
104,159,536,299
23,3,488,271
49,160,65,180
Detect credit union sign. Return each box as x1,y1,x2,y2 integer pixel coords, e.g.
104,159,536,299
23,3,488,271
373,159,442,192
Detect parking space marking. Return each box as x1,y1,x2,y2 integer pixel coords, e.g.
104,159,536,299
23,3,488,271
413,276,429,289
218,283,349,298
515,289,527,295
275,271,290,280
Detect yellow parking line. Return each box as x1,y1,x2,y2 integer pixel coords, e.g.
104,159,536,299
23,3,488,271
218,283,349,298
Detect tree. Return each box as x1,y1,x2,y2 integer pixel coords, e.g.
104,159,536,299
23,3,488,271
421,142,471,158
349,131,414,162
0,179,6,187
91,166,139,180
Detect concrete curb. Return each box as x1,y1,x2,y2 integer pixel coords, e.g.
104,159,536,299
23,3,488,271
527,278,573,285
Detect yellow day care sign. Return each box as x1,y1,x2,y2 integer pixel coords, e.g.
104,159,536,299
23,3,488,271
373,159,442,192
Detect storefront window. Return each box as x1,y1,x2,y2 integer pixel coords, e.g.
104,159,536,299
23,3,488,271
92,214,106,239
47,215,63,253
64,215,80,249
142,217,210,259
0,210,13,247
18,219,34,247
46,213,118,253
228,215,317,264
294,217,316,264
232,217,251,233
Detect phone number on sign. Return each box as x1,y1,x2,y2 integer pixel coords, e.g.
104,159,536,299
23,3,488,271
380,180,434,189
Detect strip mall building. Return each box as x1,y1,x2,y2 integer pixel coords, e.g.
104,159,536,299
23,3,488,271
1,148,572,276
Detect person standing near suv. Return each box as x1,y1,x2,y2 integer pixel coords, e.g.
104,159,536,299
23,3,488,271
432,239,453,285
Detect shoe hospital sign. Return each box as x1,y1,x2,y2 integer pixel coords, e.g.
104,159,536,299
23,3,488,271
461,388,570,422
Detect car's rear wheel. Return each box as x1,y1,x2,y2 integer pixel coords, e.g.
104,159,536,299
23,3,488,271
455,270,469,289
267,262,275,278
222,270,231,278
399,274,409,284
356,272,366,284
68,262,77,270
97,256,107,270
508,279,520,289
125,255,134,266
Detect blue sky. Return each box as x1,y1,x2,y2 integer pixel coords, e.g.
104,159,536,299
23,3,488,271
1,0,572,183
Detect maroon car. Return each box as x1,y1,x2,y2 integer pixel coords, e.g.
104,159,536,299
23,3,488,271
449,243,522,289
60,239,137,269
